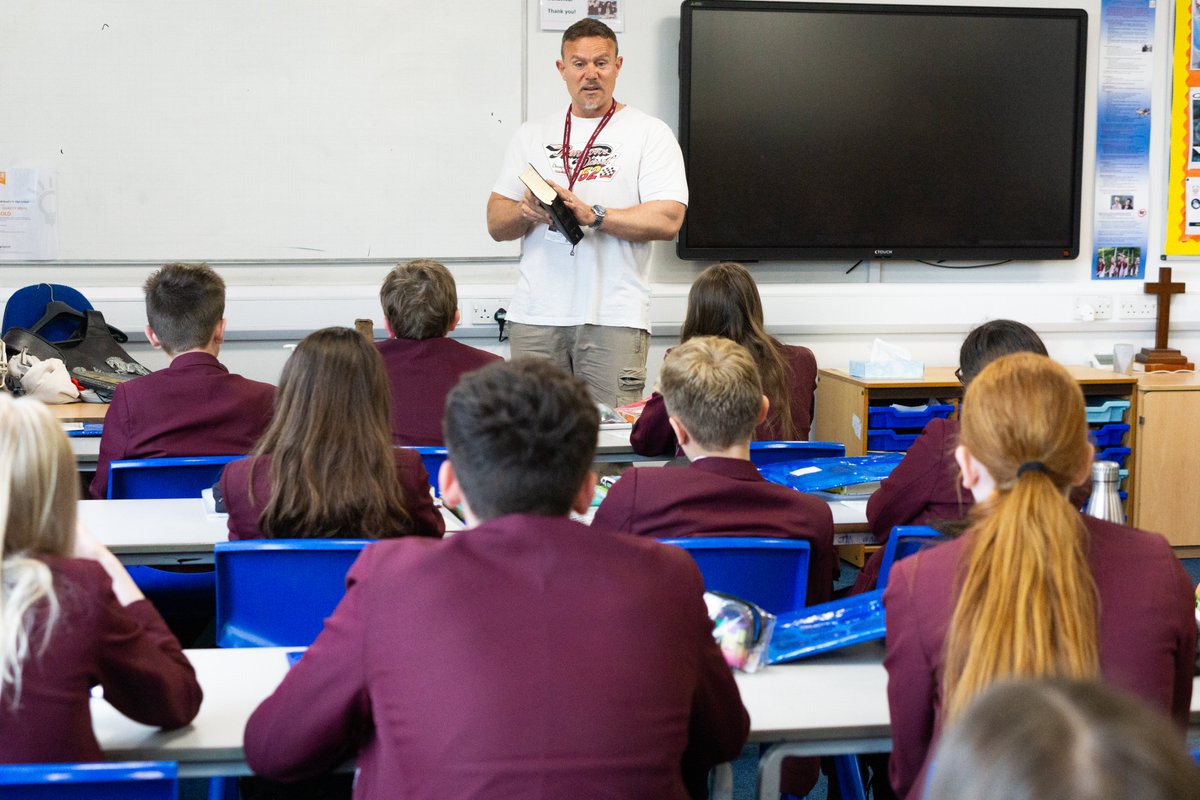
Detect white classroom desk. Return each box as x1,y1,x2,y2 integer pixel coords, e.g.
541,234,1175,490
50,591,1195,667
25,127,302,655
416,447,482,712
79,499,466,566
89,643,1200,798
83,496,867,566
89,645,890,780
73,427,645,468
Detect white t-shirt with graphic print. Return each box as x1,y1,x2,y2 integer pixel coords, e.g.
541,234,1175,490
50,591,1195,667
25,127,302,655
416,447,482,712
492,105,688,332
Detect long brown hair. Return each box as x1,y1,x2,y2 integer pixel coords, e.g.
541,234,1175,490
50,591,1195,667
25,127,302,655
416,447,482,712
251,327,412,538
943,353,1098,718
679,262,797,440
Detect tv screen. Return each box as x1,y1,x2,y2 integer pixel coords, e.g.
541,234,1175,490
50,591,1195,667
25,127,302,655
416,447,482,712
678,1,1088,262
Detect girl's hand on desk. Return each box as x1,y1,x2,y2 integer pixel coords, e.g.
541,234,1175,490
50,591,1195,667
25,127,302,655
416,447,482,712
74,521,146,606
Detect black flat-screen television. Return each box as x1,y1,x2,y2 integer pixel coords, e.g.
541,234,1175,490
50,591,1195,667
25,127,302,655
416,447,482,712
677,1,1088,262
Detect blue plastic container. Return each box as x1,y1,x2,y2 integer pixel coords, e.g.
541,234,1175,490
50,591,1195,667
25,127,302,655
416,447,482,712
866,403,954,430
866,429,921,451
1096,446,1131,468
1088,423,1129,447
1085,399,1130,424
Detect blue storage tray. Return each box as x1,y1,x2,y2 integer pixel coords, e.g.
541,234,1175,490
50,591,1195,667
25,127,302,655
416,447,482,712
767,590,886,664
759,454,903,493
866,429,920,451
1096,446,1131,468
1088,423,1129,447
866,403,954,430
1085,399,1130,424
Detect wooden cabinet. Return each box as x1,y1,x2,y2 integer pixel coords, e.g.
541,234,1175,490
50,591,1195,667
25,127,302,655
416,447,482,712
1131,373,1200,546
814,365,1140,507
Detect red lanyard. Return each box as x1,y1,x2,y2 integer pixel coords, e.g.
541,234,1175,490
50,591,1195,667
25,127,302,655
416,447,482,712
562,100,617,191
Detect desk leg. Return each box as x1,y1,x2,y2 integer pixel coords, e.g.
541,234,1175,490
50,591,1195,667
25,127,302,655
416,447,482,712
756,738,891,800
710,762,733,800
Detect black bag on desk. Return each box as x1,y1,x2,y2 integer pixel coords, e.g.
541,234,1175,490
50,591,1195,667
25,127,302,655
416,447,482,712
2,310,150,401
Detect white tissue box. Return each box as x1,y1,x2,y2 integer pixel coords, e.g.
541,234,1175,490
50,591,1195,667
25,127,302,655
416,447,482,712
848,360,925,379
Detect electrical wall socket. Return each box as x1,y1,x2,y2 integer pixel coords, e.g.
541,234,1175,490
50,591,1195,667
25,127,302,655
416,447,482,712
467,300,505,326
1073,295,1112,321
1118,297,1157,319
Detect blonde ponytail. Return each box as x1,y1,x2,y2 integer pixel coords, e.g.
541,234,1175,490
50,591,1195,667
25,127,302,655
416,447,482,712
0,395,74,703
942,354,1099,719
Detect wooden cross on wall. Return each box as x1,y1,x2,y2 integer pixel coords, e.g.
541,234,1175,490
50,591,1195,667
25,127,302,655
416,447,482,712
1135,267,1193,371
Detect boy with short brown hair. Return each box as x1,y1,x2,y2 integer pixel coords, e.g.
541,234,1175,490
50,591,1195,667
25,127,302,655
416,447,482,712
89,263,274,498
375,259,501,446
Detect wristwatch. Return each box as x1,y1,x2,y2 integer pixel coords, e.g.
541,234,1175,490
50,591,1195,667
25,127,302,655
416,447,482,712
589,204,607,229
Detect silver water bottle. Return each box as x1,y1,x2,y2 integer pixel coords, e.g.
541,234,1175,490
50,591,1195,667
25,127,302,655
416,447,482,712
1083,460,1124,523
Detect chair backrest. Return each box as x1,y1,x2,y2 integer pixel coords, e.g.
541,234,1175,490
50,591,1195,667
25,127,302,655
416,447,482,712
876,525,945,591
215,539,370,647
107,455,246,499
404,446,448,497
748,440,845,467
0,761,177,799
659,537,811,616
2,283,94,342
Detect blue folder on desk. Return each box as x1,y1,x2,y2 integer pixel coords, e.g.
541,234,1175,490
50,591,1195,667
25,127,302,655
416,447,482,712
767,590,885,664
758,454,903,493
64,423,104,437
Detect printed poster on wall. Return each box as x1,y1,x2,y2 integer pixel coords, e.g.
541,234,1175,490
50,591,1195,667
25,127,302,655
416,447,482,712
1165,0,1200,254
1092,0,1157,279
540,0,624,32
0,168,58,261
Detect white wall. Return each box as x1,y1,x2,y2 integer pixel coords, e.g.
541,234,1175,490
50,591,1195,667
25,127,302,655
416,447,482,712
3,0,1197,389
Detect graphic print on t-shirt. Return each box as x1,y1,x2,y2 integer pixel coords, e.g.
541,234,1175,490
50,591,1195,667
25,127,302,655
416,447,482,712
544,142,621,183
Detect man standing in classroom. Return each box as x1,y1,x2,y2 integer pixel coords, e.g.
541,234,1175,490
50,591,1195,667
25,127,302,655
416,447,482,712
487,18,688,408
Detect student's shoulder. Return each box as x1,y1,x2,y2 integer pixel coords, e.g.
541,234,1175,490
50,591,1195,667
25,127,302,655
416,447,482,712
1085,515,1175,560
439,337,503,367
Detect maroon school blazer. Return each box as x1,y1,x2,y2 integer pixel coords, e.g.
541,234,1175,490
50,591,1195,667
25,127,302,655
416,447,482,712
855,418,971,592
883,515,1196,800
630,342,818,457
0,557,202,763
375,337,502,447
244,515,749,800
90,351,275,498
219,449,444,540
593,456,836,607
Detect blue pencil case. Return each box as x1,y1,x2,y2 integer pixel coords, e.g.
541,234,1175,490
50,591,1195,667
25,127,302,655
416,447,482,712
767,590,886,664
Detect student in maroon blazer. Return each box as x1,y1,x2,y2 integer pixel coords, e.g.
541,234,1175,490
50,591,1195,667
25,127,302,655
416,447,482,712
244,359,748,800
631,262,817,456
375,259,502,446
90,262,274,499
596,336,835,607
855,320,1048,592
883,354,1195,800
218,327,444,541
595,336,830,798
0,396,201,762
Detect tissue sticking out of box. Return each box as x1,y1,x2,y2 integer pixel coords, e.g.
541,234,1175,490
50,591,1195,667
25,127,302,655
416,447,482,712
849,339,925,379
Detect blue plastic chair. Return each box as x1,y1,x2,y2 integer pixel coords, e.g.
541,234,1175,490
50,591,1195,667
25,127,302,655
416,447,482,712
748,441,845,467
0,761,177,799
876,525,945,591
106,455,246,500
215,539,370,647
659,537,811,617
107,456,246,634
404,446,448,496
2,283,94,342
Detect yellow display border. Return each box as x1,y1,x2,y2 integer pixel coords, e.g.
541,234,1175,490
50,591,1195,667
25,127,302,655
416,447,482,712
1166,0,1200,254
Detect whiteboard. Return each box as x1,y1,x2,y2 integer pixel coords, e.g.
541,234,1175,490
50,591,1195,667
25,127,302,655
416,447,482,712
0,0,522,261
